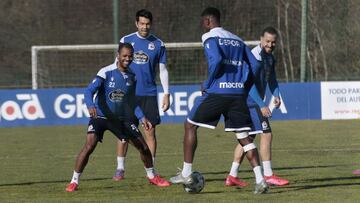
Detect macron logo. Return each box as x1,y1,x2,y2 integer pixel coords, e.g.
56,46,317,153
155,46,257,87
219,82,244,89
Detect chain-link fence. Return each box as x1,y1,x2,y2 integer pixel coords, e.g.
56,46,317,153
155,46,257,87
0,0,359,88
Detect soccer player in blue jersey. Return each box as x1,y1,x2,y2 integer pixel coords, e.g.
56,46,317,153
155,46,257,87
169,7,269,194
113,9,170,181
66,43,170,192
225,27,289,187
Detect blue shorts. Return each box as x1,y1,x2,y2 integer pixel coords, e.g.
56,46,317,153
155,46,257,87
187,93,252,132
136,96,161,126
248,104,272,136
87,117,142,142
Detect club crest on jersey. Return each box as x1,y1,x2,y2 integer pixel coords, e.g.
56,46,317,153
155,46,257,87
262,121,268,130
133,51,149,64
148,42,155,50
109,89,125,102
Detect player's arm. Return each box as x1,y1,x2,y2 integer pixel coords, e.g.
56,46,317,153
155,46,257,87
249,84,271,118
158,45,170,112
268,60,281,108
202,37,223,90
84,76,104,117
134,106,152,130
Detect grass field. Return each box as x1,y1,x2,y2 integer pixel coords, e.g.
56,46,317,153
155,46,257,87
1,120,360,202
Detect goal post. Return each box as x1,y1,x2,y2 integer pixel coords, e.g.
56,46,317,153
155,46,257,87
31,41,259,89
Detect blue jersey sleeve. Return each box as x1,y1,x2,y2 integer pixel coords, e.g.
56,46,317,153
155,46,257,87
244,45,260,77
268,61,280,97
159,45,167,64
249,84,266,108
84,76,104,108
134,106,145,120
202,37,223,90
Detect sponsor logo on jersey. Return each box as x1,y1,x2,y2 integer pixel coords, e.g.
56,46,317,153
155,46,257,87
148,42,155,50
88,124,94,132
219,82,244,89
222,59,242,66
219,38,241,47
262,121,268,130
133,51,149,64
109,90,125,102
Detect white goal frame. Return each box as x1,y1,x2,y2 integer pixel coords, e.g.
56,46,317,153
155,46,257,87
31,41,260,89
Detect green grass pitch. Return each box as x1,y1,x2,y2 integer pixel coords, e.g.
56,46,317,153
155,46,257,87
1,120,360,202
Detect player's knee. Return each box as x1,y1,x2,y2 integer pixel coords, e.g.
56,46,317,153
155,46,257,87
184,120,197,131
242,143,257,152
235,131,249,139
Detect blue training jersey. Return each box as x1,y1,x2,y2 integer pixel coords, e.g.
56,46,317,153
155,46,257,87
84,62,144,121
201,27,259,95
247,44,280,107
120,32,166,96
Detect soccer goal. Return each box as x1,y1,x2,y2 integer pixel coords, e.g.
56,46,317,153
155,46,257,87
31,41,259,89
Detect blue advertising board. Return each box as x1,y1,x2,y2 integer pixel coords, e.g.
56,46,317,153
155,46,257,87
0,83,321,127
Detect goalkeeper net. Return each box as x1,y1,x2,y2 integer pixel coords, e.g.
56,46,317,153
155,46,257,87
31,41,259,89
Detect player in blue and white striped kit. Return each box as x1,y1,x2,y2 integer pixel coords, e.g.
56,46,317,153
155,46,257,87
225,27,289,187
113,9,170,180
170,7,269,194
66,43,170,192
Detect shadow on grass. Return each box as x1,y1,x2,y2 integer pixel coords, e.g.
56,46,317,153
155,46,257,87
266,176,360,194
0,177,108,187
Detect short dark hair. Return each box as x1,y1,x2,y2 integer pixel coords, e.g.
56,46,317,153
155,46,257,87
118,42,134,53
261,26,278,36
201,7,220,22
136,9,153,22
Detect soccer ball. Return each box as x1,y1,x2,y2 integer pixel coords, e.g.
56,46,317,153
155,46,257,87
183,171,205,193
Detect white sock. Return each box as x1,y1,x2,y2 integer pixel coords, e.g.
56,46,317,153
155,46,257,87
71,171,81,184
145,167,155,179
182,162,192,177
117,156,125,170
262,160,273,176
229,162,240,177
253,166,264,184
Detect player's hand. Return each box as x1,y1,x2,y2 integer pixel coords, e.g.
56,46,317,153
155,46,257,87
261,106,272,118
162,93,170,112
274,96,281,108
141,117,153,130
88,107,97,118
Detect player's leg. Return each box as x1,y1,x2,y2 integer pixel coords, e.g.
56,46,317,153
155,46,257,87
114,140,128,181
225,143,248,187
252,104,289,186
66,118,103,192
124,122,170,187
260,131,289,185
225,97,268,194
170,94,221,184
143,127,157,162
138,96,160,163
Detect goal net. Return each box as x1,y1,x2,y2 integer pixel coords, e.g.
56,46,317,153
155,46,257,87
31,41,259,89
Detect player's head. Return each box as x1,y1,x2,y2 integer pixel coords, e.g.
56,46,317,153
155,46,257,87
201,7,221,32
135,9,152,38
260,26,278,54
117,43,134,70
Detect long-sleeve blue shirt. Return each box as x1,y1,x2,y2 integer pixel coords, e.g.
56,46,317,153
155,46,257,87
247,44,280,107
201,27,260,95
84,62,144,121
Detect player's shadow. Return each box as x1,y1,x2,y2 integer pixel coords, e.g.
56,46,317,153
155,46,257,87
267,176,360,194
0,177,108,187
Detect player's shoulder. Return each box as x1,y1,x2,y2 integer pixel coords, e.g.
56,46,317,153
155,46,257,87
97,63,117,79
202,27,243,44
120,32,138,43
251,45,263,61
148,34,165,47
